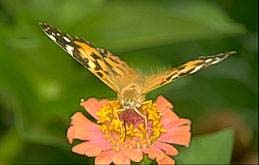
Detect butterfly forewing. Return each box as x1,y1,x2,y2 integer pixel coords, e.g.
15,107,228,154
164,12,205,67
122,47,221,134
142,51,236,94
39,22,138,93
40,22,235,101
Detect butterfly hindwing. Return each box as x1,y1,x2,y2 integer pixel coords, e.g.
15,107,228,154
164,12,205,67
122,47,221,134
39,22,138,93
142,51,236,94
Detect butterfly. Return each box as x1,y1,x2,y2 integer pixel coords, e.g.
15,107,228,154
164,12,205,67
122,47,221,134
39,22,236,112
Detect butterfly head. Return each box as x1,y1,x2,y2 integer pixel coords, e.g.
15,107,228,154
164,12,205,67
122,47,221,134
119,84,145,109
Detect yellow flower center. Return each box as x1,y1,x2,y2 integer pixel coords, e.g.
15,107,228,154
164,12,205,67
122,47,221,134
97,100,166,151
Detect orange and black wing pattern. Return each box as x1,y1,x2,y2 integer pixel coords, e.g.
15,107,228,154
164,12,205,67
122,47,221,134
142,51,236,94
39,22,138,93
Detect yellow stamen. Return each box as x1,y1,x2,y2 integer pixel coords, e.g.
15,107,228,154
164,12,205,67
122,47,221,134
97,100,165,150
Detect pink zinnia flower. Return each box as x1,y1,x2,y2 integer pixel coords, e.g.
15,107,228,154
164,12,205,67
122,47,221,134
67,96,191,164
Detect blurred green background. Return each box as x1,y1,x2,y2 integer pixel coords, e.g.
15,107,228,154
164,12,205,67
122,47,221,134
0,0,257,164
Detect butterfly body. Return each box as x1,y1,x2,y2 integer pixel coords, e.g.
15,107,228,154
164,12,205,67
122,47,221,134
119,83,145,109
39,22,236,111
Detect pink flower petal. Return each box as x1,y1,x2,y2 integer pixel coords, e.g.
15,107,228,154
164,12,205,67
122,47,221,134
95,149,131,165
155,96,192,146
80,98,107,120
144,145,166,161
157,100,179,124
112,151,131,165
158,119,191,146
160,111,180,128
157,155,175,165
67,126,75,144
155,96,174,113
72,140,112,157
170,118,192,128
72,142,97,156
123,148,143,162
95,150,114,165
67,112,106,143
154,141,179,156
155,96,183,129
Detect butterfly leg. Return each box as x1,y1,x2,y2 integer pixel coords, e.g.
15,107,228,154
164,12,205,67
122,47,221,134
134,100,152,132
115,108,127,141
133,107,150,144
141,100,152,108
133,107,147,130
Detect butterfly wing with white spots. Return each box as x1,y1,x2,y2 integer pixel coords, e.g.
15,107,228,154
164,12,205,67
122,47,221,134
40,22,235,105
141,51,236,94
39,22,138,93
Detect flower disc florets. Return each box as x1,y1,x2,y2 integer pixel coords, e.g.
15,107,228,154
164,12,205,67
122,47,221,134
97,100,166,151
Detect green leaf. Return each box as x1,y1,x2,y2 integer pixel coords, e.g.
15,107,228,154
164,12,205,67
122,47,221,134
175,128,234,164
0,129,23,162
71,1,245,51
6,1,245,52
